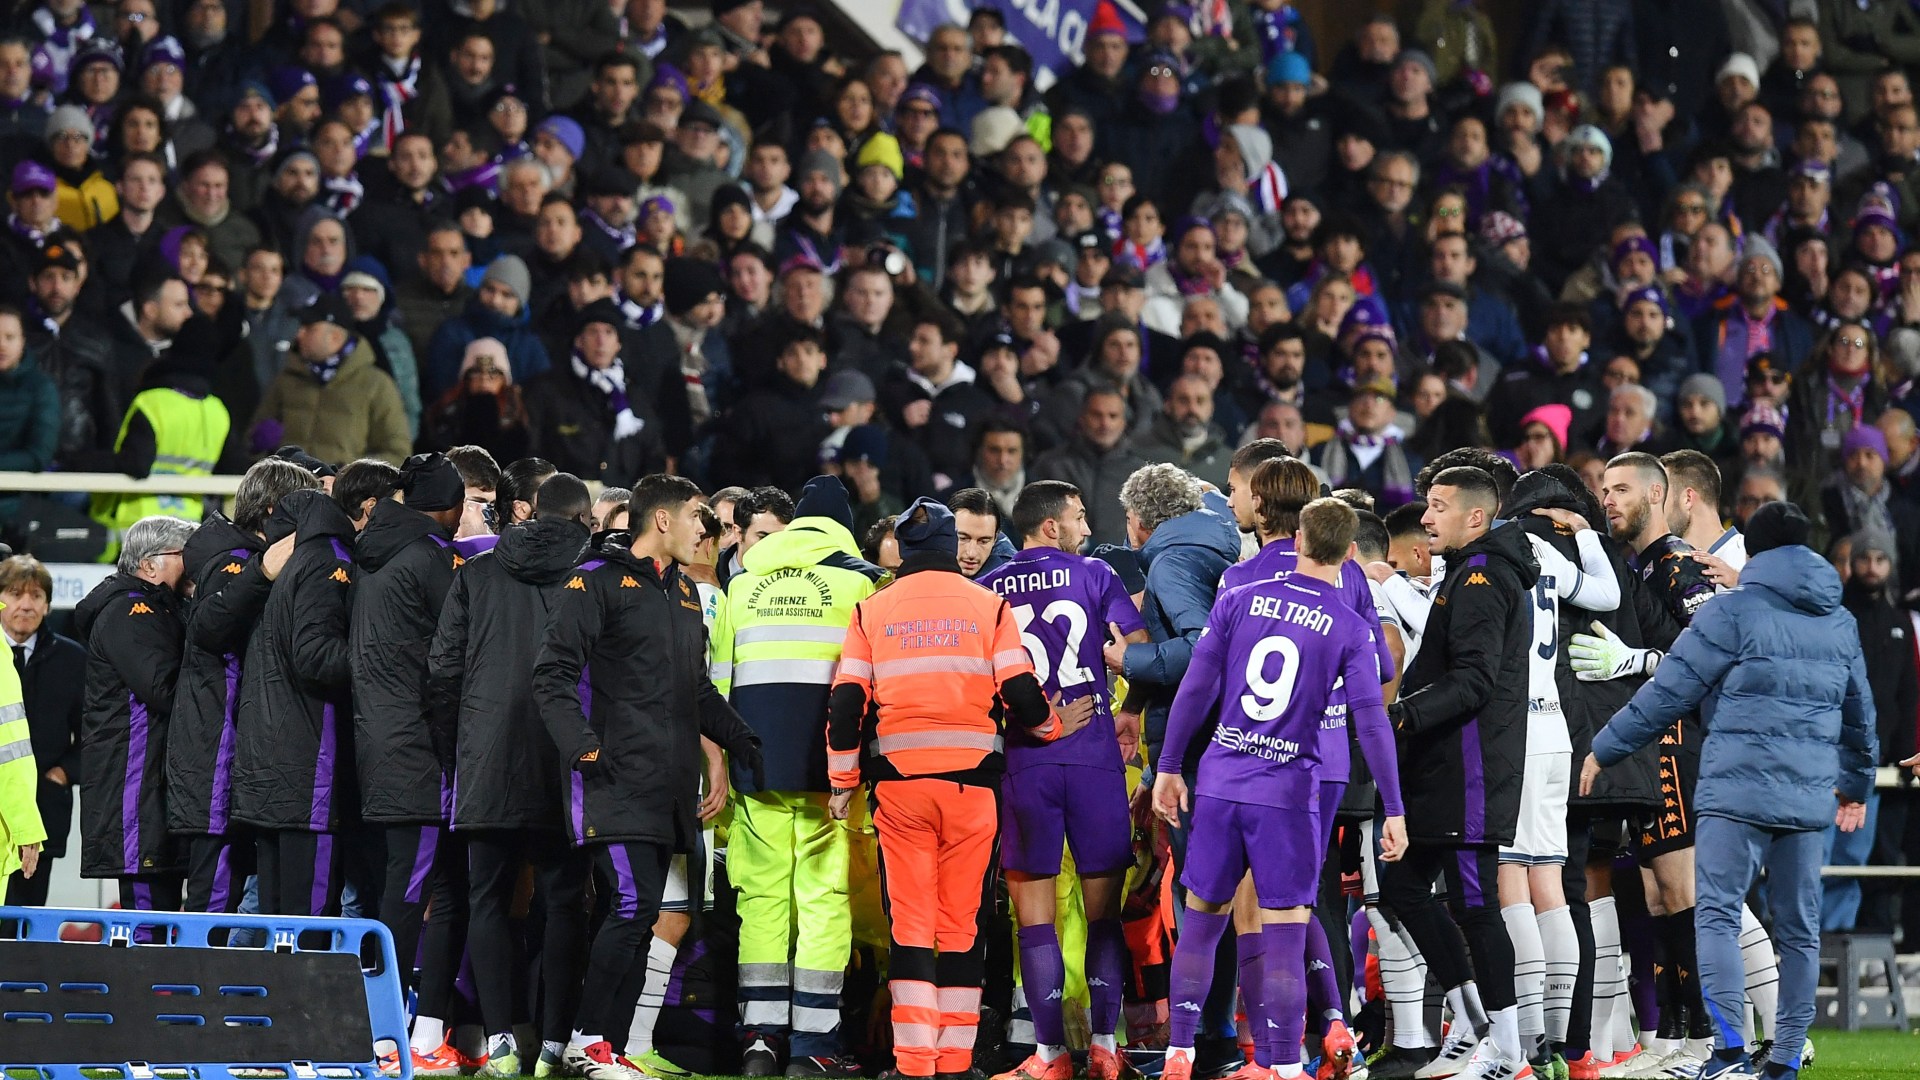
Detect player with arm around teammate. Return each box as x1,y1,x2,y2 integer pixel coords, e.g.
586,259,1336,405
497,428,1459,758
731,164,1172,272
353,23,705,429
1151,497,1409,1080
978,480,1152,1080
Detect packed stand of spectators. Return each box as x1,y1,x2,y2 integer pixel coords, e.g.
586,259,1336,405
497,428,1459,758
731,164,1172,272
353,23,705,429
6,2,1920,1080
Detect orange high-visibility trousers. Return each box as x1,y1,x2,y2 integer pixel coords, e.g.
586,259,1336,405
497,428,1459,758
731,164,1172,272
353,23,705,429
873,778,999,1077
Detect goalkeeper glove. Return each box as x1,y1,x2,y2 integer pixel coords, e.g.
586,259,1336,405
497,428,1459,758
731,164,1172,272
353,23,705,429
1568,621,1663,682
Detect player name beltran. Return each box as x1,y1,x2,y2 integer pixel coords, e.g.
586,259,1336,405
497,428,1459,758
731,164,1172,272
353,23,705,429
1245,591,1336,635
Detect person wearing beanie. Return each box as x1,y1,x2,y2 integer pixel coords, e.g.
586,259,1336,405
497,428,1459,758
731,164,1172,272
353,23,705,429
1530,121,1638,293
251,290,411,468
1516,403,1573,466
772,148,845,271
1822,422,1920,596
423,253,553,401
1111,51,1199,223
826,493,1084,1080
846,130,917,237
338,254,422,440
1606,284,1695,423
1583,490,1874,1080
40,102,117,234
346,448,469,1074
1667,374,1741,483
1833,526,1919,933
709,472,884,1078
659,255,732,431
521,296,667,487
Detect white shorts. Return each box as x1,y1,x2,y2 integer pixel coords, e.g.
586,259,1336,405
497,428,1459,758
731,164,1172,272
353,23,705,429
1499,750,1571,865
659,828,719,913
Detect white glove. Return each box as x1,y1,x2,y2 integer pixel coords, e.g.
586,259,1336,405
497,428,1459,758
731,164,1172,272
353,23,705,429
1568,621,1662,682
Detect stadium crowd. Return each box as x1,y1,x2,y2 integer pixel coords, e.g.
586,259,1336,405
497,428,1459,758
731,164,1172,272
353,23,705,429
8,2,1920,1080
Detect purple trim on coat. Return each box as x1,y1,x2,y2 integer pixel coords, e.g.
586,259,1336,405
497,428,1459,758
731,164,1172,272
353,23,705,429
329,538,352,562
211,654,240,833
1460,718,1485,842
570,774,586,846
124,695,148,874
311,702,337,831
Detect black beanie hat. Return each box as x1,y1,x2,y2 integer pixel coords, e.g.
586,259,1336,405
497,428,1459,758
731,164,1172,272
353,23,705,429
1744,499,1811,557
793,475,855,533
272,444,337,479
895,497,957,558
400,452,465,511
663,256,726,317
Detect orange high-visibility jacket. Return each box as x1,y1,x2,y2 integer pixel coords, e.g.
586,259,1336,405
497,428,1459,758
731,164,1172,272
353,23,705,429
827,566,1060,789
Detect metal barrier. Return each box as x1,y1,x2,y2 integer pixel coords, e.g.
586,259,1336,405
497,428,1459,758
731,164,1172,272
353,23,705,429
0,907,410,1080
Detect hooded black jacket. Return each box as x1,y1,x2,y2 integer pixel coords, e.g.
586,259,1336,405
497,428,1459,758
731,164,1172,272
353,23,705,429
232,489,358,833
166,515,265,836
429,518,588,832
533,545,760,850
74,573,185,877
1390,519,1539,845
1504,471,1661,814
350,500,461,825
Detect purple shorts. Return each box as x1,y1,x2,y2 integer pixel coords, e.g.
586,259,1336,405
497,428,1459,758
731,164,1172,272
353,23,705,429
1000,763,1134,876
1180,794,1321,908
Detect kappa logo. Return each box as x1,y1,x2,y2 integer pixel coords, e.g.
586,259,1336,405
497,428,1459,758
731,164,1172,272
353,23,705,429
620,576,640,588
1044,990,1064,1001
330,567,351,584
1308,960,1331,972
565,576,587,590
1464,572,1490,587
1174,1002,1202,1013
1087,978,1110,988
452,555,465,569
128,602,153,615
222,561,244,574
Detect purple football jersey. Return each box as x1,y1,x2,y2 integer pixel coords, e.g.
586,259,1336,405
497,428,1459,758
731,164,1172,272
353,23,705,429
980,546,1147,772
1163,574,1387,811
1220,539,1392,780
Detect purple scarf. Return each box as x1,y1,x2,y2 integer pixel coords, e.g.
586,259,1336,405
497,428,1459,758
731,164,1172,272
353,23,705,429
309,333,357,385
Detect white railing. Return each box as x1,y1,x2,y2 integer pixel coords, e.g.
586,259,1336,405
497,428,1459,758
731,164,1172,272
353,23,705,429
0,471,243,496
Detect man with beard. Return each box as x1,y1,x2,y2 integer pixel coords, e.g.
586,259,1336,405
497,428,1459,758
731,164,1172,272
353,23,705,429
74,516,198,914
1573,453,1717,1075
731,256,829,388
907,129,977,289
1607,287,1694,421
1235,322,1335,430
569,53,642,174
774,151,846,273
153,151,264,274
251,147,323,257
352,131,452,287
1134,374,1232,489
1694,239,1813,406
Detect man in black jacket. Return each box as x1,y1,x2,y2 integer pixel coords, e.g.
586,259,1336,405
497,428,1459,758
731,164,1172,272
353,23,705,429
523,298,669,488
74,516,199,913
230,487,360,917
710,328,834,493
167,458,317,914
534,473,763,1080
0,555,86,907
1383,466,1538,1079
430,472,594,1078
1835,532,1919,934
349,453,469,1070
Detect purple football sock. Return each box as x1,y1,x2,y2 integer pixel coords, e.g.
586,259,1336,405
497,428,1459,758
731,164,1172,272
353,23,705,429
1305,915,1343,1034
1351,908,1372,997
1088,918,1128,1039
1170,909,1231,1048
1237,932,1268,1066
1019,923,1067,1049
1264,922,1310,1069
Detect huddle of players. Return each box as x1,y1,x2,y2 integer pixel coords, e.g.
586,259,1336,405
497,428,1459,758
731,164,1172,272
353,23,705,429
980,439,1783,1080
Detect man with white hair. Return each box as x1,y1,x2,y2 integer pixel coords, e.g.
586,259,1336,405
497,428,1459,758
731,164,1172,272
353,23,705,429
73,515,198,913
1597,383,1659,456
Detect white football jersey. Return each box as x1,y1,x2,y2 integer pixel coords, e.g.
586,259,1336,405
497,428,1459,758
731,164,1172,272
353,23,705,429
1524,530,1622,755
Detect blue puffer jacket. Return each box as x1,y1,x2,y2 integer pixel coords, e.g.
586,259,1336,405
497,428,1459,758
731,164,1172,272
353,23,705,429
1592,545,1878,831
1129,491,1242,756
